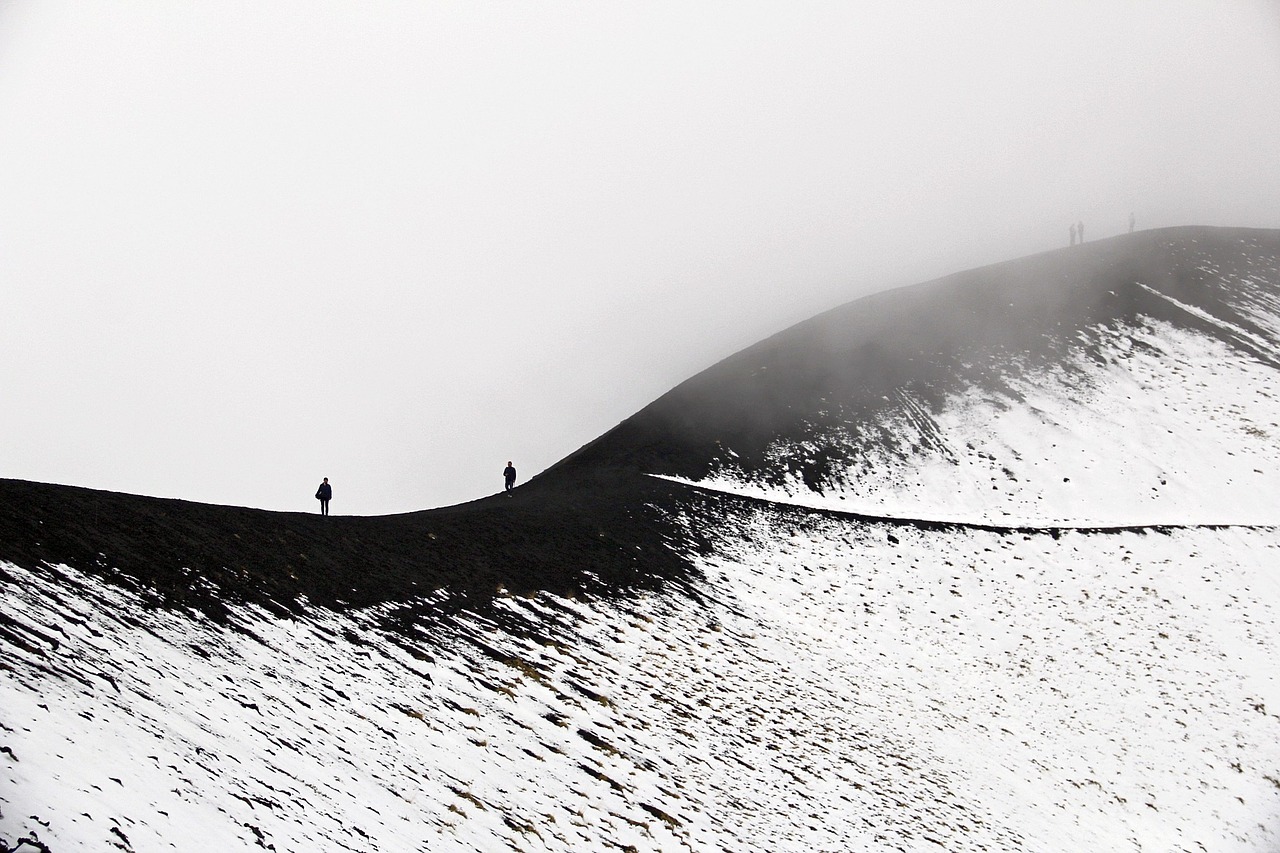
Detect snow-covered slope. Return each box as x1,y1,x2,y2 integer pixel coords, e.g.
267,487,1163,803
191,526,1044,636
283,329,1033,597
5,507,1279,851
671,311,1280,526
4,227,1280,851
576,228,1280,528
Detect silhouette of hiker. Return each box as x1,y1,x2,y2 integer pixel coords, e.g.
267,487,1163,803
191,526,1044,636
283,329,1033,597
503,461,517,494
1078,220,1084,243
1129,212,1135,233
1069,223,1077,246
315,477,332,515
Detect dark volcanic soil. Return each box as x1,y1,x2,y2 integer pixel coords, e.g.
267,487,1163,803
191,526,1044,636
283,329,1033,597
0,470,701,627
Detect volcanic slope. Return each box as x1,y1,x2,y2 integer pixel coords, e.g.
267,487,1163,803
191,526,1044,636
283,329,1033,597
3,226,1280,852
567,226,1280,526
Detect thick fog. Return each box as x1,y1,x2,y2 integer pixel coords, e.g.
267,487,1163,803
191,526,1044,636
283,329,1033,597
1,2,1278,515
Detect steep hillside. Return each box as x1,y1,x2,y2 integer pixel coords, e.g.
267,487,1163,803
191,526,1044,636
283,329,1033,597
566,226,1280,524
4,226,1280,851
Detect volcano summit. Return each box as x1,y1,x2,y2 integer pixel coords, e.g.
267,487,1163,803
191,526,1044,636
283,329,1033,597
3,226,1280,851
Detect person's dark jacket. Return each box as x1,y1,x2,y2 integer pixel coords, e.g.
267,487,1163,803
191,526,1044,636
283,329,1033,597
316,483,332,500
503,466,516,483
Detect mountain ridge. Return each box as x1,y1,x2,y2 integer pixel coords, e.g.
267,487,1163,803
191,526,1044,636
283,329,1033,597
557,225,1280,484
3,225,1279,619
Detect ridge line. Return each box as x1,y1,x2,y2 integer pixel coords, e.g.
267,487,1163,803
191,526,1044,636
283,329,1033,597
648,475,1277,535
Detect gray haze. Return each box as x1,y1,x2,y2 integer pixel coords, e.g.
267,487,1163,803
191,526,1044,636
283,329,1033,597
2,2,1278,515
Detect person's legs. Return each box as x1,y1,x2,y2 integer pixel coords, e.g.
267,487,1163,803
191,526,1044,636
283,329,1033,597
321,499,329,516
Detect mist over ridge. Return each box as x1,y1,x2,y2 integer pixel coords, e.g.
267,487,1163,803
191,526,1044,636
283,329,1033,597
558,226,1280,524
4,1,1280,515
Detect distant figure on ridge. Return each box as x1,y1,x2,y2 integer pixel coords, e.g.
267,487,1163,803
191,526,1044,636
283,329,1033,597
1078,220,1085,243
1069,223,1077,246
503,461,517,494
1129,212,1136,233
315,477,332,515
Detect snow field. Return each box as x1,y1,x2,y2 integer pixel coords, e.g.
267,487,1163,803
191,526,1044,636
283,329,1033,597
683,502,1280,851
4,496,1280,851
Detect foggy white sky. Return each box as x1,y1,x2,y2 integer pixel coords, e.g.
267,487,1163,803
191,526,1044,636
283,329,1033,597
2,2,1278,515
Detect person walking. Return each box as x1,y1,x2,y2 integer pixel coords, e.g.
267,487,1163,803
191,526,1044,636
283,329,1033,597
1069,223,1077,246
1078,219,1085,243
315,477,332,515
503,461,517,495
